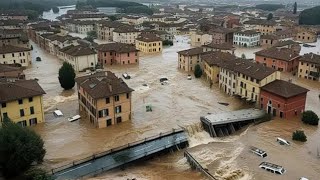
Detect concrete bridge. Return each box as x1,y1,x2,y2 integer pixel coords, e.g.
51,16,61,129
201,109,265,137
51,129,188,179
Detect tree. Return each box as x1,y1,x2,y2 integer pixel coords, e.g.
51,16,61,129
52,6,59,14
84,36,94,43
255,4,285,11
293,2,297,14
108,15,117,21
0,119,46,178
163,40,173,46
241,53,246,59
24,168,52,180
292,130,307,142
299,6,320,25
194,64,203,78
301,110,319,125
87,30,97,39
58,62,76,90
267,13,273,20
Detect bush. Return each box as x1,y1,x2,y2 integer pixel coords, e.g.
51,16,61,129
36,57,41,61
194,64,203,78
163,40,173,46
292,130,307,142
58,62,76,90
0,119,46,178
302,110,319,125
24,168,52,180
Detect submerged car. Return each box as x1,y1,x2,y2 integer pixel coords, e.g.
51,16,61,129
187,75,192,80
122,73,131,79
250,146,267,158
259,162,286,175
277,137,290,146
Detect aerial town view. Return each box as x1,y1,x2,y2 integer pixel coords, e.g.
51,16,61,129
0,0,320,180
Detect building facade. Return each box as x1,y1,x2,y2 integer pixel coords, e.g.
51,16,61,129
112,26,140,44
0,80,46,126
177,47,203,72
135,34,163,53
233,30,260,47
0,45,31,67
190,32,212,47
298,53,320,81
97,42,139,66
75,71,134,128
260,80,309,119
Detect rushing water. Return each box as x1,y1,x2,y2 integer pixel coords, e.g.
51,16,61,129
31,8,320,179
42,5,75,21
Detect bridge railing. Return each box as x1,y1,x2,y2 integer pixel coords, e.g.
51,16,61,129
76,137,188,179
50,128,184,174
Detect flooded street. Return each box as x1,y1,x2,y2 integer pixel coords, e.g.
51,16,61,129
26,19,320,179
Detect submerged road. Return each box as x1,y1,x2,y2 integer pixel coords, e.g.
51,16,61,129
53,131,188,179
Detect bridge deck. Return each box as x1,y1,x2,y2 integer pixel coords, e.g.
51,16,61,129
53,130,188,179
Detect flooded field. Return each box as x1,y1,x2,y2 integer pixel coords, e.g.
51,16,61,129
25,34,320,179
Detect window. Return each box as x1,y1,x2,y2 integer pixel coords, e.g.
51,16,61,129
127,53,130,57
126,93,129,99
29,97,33,102
18,99,23,104
17,120,27,127
106,119,112,126
29,118,37,126
106,97,110,104
30,107,34,115
278,104,280,108
2,55,4,58
1,103,6,108
3,112,8,118
20,109,25,117
115,106,122,113
252,87,255,92
12,53,14,57
116,116,122,123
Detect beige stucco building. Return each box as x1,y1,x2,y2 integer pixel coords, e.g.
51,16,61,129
298,53,320,81
177,47,203,72
75,71,134,128
0,45,31,67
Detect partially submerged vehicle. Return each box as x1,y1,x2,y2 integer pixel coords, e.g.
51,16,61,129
160,77,169,85
187,75,192,80
259,162,286,175
250,146,267,158
122,73,131,79
68,115,81,122
53,109,63,117
277,137,290,145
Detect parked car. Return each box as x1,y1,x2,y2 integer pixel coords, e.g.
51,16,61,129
259,162,286,175
277,137,290,146
250,146,267,158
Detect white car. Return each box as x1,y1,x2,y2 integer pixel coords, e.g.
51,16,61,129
300,177,309,180
259,162,285,175
68,115,81,122
277,137,290,146
187,75,192,80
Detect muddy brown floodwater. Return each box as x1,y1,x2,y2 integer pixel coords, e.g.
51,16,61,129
26,36,320,180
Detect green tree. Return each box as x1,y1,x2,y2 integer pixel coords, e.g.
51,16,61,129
0,119,46,178
24,168,52,180
52,6,59,13
267,13,273,20
163,40,173,46
58,62,76,90
194,64,203,78
292,130,307,142
293,2,297,14
301,110,319,125
299,6,320,25
87,30,97,39
255,4,285,11
84,36,94,42
108,15,117,21
241,53,246,59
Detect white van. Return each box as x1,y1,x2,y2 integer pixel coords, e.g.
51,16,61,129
277,137,290,145
250,146,267,158
259,162,286,175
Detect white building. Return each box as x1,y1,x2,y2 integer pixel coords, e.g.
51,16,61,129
113,26,140,44
58,45,97,72
233,30,260,47
0,45,31,67
219,66,238,96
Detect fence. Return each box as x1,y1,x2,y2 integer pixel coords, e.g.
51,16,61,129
184,151,217,180
50,128,184,174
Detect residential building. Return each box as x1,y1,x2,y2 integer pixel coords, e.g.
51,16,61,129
255,47,300,72
0,45,31,67
177,47,203,72
148,15,166,22
202,42,235,54
0,79,46,126
113,26,140,44
0,64,25,80
75,71,134,128
58,45,97,72
0,29,30,48
260,80,309,118
135,34,163,53
260,34,279,48
243,19,277,35
121,15,146,25
43,34,79,55
0,10,28,21
190,32,212,47
210,27,234,44
201,51,236,84
234,59,280,103
233,30,260,47
97,42,139,66
0,20,26,30
96,21,125,41
65,20,96,35
298,53,320,81
294,29,317,43
154,22,179,35
273,40,301,53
